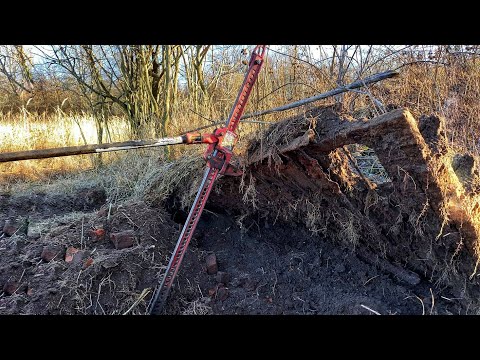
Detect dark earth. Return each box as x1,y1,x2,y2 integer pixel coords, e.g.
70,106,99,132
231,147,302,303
0,184,466,315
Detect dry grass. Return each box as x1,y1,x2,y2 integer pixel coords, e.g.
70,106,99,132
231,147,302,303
0,113,130,181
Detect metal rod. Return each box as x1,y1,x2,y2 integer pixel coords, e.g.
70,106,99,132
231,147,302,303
0,136,184,163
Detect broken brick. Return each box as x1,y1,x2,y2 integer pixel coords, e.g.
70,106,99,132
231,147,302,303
217,286,229,301
65,246,79,263
208,288,217,297
41,245,64,262
3,281,18,296
110,230,136,249
88,228,106,242
26,287,34,296
216,271,230,284
82,257,94,270
206,253,218,275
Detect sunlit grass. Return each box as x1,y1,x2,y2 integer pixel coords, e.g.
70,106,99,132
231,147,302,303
0,114,131,181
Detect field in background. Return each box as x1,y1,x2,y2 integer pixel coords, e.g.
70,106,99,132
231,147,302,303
0,114,132,182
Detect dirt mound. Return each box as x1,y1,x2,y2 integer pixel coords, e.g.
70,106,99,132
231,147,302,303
3,194,461,315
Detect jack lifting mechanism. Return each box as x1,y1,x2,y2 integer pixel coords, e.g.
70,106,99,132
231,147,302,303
147,45,267,314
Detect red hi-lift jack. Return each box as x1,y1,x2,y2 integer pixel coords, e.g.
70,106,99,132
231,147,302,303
147,45,267,314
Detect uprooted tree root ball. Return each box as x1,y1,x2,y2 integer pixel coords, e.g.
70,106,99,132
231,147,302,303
212,106,480,298
2,105,480,314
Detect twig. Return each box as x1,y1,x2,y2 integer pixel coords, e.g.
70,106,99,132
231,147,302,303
95,278,105,314
121,211,139,228
8,224,25,238
440,296,463,301
394,60,449,71
11,268,27,296
107,203,112,221
123,288,151,315
80,216,84,250
363,275,379,286
17,268,26,284
360,304,381,315
405,295,425,315
76,270,82,283
189,108,215,123
429,288,435,315
203,209,219,217
197,284,204,298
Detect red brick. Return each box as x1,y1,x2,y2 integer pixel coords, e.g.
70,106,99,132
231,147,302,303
110,230,136,249
26,287,34,296
208,288,217,297
88,228,106,242
206,253,218,275
3,281,18,296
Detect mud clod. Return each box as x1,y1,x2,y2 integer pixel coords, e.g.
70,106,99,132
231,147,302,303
3,281,18,296
217,286,229,301
41,245,64,262
3,222,17,237
216,271,229,284
206,253,218,275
